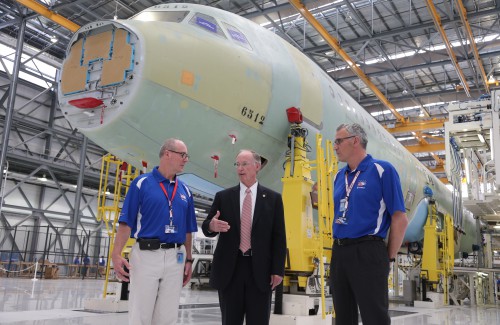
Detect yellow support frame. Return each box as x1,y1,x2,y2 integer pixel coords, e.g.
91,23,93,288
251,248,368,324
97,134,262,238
281,125,336,319
420,201,454,304
282,126,316,277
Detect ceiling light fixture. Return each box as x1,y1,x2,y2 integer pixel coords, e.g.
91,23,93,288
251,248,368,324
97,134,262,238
419,110,424,117
494,223,500,229
402,89,408,95
38,174,48,182
477,134,485,143
50,36,58,43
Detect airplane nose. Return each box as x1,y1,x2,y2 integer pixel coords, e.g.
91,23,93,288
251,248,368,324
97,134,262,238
59,22,138,129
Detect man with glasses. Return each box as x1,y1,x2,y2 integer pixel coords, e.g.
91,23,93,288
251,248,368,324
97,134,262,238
112,138,197,325
331,123,408,325
202,149,286,325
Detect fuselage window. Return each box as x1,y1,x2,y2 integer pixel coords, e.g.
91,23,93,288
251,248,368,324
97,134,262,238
222,23,252,50
132,11,189,23
189,13,227,39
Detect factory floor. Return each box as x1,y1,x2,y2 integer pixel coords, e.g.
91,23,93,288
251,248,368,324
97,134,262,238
0,277,499,324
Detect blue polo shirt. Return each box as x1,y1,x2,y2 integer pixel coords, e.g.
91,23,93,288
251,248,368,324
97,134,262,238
119,166,198,243
333,154,405,239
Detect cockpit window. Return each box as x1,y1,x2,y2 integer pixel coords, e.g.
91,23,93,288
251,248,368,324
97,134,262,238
222,23,252,51
132,11,189,23
189,13,226,39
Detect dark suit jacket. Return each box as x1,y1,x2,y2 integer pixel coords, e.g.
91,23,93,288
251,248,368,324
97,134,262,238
202,184,286,293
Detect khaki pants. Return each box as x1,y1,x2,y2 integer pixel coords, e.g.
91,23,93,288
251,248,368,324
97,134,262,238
129,243,185,325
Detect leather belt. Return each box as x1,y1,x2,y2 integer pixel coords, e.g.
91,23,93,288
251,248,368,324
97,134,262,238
333,235,383,246
239,249,252,257
160,243,183,249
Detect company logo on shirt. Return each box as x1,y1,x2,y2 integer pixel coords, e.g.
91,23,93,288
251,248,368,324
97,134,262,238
180,194,187,202
357,180,367,189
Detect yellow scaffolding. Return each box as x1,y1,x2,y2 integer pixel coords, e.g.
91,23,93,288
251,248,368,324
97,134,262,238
313,134,336,318
97,154,139,299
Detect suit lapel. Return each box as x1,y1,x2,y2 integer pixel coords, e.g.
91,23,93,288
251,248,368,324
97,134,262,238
252,185,265,228
231,185,241,232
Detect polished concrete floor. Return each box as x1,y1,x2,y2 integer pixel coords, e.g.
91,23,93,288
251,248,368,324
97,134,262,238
0,277,499,324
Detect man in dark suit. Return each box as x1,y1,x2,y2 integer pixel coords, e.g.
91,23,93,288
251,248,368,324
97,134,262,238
202,149,286,325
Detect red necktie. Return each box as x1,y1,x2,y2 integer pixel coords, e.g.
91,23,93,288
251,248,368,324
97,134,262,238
240,188,252,253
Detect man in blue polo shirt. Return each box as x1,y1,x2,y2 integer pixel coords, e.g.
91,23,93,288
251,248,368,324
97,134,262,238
111,138,198,325
330,123,408,325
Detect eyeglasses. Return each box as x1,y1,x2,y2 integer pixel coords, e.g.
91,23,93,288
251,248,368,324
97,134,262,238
334,135,356,145
168,150,190,159
234,162,255,168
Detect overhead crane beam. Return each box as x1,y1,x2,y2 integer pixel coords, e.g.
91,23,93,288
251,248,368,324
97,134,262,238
385,119,446,134
428,166,445,174
405,143,445,154
414,131,445,166
425,0,471,97
438,177,449,184
15,0,80,33
288,0,407,125
454,0,490,94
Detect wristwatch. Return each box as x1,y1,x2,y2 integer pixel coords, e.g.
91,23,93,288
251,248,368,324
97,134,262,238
185,258,195,264
389,258,396,263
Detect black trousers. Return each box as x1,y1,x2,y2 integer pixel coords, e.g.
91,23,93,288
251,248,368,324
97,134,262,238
330,240,390,325
218,256,272,325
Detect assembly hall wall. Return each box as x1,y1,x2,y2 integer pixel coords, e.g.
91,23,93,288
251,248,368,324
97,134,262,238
1,71,112,272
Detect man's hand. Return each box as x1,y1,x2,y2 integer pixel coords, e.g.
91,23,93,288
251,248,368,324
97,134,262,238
209,211,230,232
112,254,131,282
183,261,193,286
270,274,283,290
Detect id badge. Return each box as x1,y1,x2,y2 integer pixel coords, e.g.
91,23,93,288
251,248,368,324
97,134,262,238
336,215,348,225
165,225,178,234
339,198,346,212
177,251,184,264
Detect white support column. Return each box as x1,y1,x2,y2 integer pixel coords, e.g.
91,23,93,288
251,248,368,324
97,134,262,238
492,90,500,190
484,234,493,269
487,272,495,304
469,273,476,305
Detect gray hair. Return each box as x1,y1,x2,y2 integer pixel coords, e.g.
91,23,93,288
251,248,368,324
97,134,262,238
237,149,262,164
336,123,368,149
159,138,180,158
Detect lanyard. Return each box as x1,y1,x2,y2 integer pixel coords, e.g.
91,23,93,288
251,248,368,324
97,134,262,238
343,170,361,214
159,179,178,225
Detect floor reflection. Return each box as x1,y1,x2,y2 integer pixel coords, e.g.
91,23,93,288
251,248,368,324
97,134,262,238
0,277,498,324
